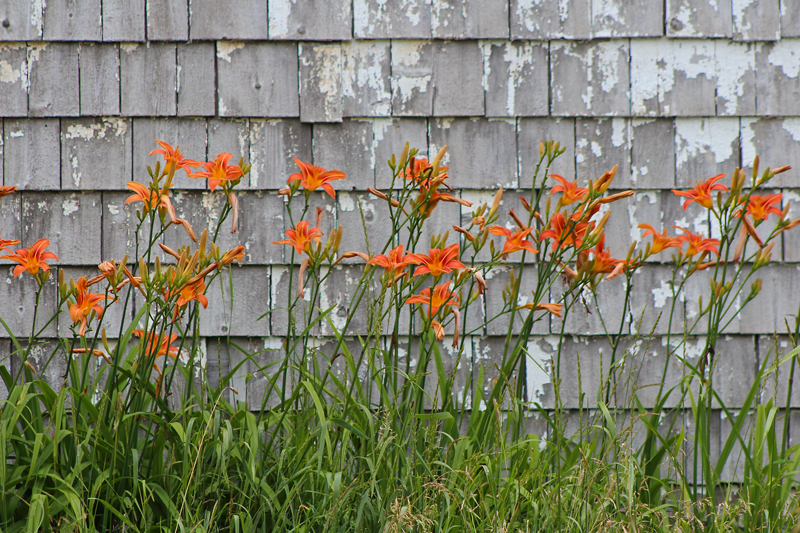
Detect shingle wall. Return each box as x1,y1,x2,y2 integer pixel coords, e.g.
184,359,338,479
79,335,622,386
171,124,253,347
1,0,799,460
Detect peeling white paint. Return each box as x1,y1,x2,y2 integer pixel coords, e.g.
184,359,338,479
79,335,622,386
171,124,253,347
675,118,739,169
767,41,800,79
391,41,431,104
630,39,667,115
740,117,758,166
301,43,341,121
62,197,79,216
611,118,626,148
781,118,800,143
31,0,46,38
268,0,295,38
338,191,355,212
0,60,21,84
732,0,757,37
526,336,558,402
66,122,103,140
596,41,623,93
651,280,673,309
70,156,81,188
216,41,245,63
107,204,119,216
341,41,391,116
715,41,754,115
120,43,139,54
502,41,537,116
10,130,24,138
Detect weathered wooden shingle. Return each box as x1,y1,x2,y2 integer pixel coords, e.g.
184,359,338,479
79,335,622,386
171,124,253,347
249,119,312,189
43,0,102,40
0,44,28,116
269,0,352,40
62,118,132,190
313,120,375,190
518,118,577,184
132,118,207,189
28,43,80,117
147,0,188,41
630,39,716,117
431,0,509,39
336,192,395,261
591,0,664,37
738,265,800,334
732,0,780,41
353,0,431,39
755,41,800,116
575,118,631,188
217,42,298,118
784,1,800,37
319,266,373,335
666,0,731,37
372,118,428,188
101,191,145,261
0,272,56,338
483,40,548,117
0,2,45,41
629,265,685,334
189,0,266,39
390,40,434,116
341,40,392,117
551,40,630,116
484,265,549,335
120,43,177,116
511,0,591,40
432,41,483,117
103,0,146,41
3,119,61,190
79,43,120,116
715,41,756,116
740,118,800,189
0,182,20,252
208,118,249,174
299,43,342,122
200,266,271,336
22,192,103,265
177,42,215,116
429,118,517,189
630,118,675,189
674,118,740,188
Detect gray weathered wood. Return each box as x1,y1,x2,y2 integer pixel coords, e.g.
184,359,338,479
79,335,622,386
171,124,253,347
341,40,392,117
43,0,102,40
666,0,732,37
0,44,27,116
429,118,517,189
630,118,675,189
335,192,394,261
485,266,550,335
0,120,3,186
132,118,207,189
103,0,146,41
510,0,591,40
79,43,120,116
551,40,630,116
299,43,343,122
740,118,800,189
218,42,299,118
0,180,20,252
189,0,266,40
121,42,177,116
353,0,431,39
432,41,483,117
591,0,664,37
269,0,352,40
431,0,509,39
575,118,631,188
738,265,800,334
755,41,800,116
628,265,685,334
208,118,249,179
22,192,102,265
783,1,800,37
200,266,271,336
319,266,372,335
0,2,44,41
372,117,428,188
674,118,740,189
517,118,576,184
147,0,189,41
177,42,215,116
484,40,548,117
390,39,433,116
313,120,375,190
0,273,56,338
61,118,132,190
715,41,756,116
101,191,146,261
28,43,80,117
733,0,780,41
249,118,312,189
4,119,61,190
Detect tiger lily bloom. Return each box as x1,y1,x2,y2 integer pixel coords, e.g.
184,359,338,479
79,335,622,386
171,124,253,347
0,237,20,252
69,276,113,336
409,243,466,277
549,175,588,206
125,181,177,223
368,245,418,276
287,158,346,199
165,274,208,322
539,212,593,252
1,238,59,278
738,194,783,221
488,225,538,258
674,226,720,257
672,174,728,210
189,152,244,192
586,234,623,276
638,224,682,257
149,140,201,176
0,186,17,199
273,221,323,256
406,283,460,317
404,157,449,191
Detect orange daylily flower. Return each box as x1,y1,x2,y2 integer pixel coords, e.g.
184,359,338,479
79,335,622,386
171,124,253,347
0,186,17,199
126,181,178,223
1,238,59,278
414,191,472,220
409,243,466,277
220,245,246,266
488,225,538,258
272,221,323,256
672,174,728,210
149,140,201,176
134,329,180,358
586,234,623,276
0,237,20,252
549,175,588,206
404,157,449,191
638,224,682,256
287,158,346,199
535,302,563,318
69,276,113,336
189,152,244,192
674,226,721,257
539,212,594,252
406,283,460,317
739,194,783,221
368,245,418,276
